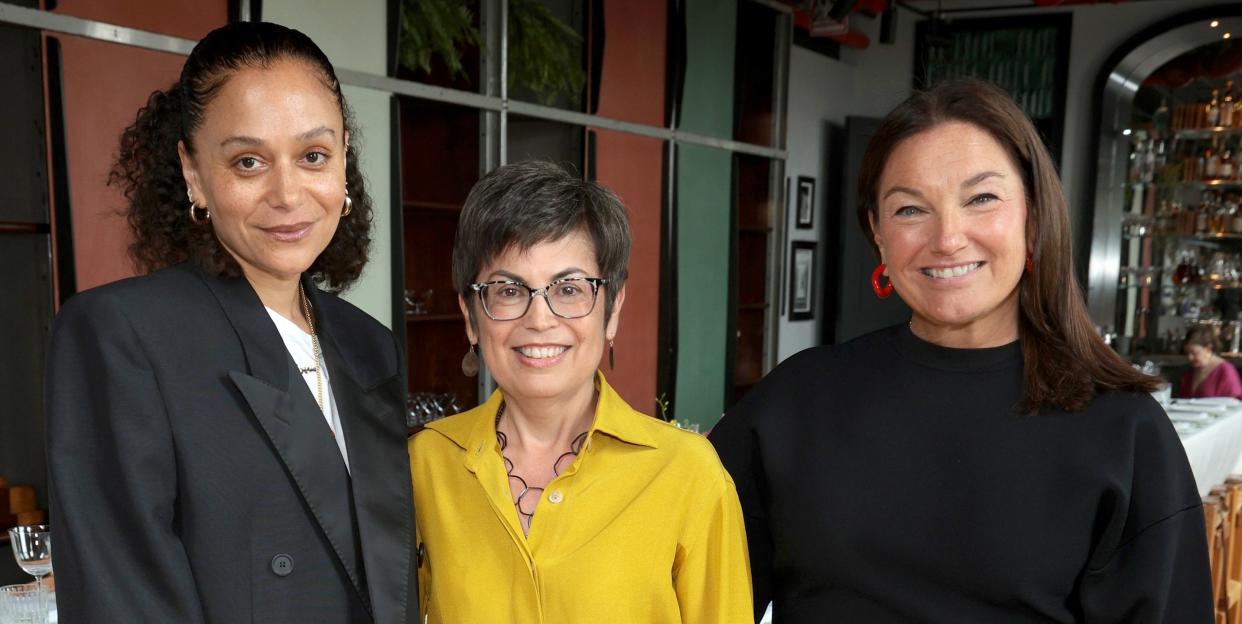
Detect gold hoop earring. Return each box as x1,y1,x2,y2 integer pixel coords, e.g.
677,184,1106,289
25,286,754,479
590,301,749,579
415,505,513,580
187,187,210,225
342,193,353,217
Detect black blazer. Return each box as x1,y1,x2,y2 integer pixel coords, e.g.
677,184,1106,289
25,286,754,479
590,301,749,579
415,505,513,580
46,262,416,623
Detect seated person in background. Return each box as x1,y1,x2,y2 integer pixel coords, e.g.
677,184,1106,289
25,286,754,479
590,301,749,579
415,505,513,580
1179,326,1242,399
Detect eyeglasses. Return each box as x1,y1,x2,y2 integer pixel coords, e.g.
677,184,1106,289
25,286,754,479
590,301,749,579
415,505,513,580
470,277,608,321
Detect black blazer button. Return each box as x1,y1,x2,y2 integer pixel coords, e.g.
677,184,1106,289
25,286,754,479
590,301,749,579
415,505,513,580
271,553,294,577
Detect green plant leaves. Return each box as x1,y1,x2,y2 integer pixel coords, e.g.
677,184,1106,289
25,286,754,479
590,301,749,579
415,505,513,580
507,0,585,106
397,0,585,105
399,0,481,80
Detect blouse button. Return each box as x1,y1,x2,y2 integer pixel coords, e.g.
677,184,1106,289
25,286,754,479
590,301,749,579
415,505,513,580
548,490,564,504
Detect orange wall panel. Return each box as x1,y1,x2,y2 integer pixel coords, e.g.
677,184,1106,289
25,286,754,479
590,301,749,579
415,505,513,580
592,0,667,415
54,35,187,290
52,0,226,40
50,2,227,291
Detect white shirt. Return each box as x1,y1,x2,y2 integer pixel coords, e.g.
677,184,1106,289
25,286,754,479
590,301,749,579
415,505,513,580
265,307,350,473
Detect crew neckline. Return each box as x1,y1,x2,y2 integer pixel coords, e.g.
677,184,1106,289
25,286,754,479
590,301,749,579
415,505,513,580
890,322,1022,372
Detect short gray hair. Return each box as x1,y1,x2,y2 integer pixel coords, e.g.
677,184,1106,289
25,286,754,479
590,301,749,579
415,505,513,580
452,160,632,322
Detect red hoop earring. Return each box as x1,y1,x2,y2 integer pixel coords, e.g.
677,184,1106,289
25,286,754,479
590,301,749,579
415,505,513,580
871,263,894,298
1025,254,1034,273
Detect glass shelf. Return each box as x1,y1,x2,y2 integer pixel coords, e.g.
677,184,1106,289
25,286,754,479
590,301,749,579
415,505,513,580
1174,127,1242,141
1120,180,1242,191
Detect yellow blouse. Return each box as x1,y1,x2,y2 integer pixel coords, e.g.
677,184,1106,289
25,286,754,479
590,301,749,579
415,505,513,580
408,373,752,623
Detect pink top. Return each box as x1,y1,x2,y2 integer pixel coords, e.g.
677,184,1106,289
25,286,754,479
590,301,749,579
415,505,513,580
1178,360,1242,399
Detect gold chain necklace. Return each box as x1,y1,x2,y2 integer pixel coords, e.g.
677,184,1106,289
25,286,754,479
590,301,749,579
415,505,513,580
298,283,327,429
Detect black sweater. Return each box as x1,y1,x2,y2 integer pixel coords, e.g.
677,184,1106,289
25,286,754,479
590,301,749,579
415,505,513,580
710,324,1213,623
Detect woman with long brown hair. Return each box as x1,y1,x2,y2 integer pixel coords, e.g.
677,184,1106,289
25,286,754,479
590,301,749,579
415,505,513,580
710,79,1211,622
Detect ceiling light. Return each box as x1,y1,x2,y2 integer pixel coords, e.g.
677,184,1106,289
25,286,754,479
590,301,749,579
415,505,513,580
1226,32,1233,39
1123,128,1132,136
1212,20,1220,28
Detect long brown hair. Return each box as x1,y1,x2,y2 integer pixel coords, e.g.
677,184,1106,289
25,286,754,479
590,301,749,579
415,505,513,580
857,79,1158,412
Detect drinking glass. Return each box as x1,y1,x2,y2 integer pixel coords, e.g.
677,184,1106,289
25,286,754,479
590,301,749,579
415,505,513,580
0,584,41,624
8,525,51,624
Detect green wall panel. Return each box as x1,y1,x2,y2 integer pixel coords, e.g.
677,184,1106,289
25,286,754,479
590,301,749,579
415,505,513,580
674,0,736,428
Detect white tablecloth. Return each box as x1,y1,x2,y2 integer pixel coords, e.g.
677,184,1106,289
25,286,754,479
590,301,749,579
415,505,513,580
1178,407,1242,496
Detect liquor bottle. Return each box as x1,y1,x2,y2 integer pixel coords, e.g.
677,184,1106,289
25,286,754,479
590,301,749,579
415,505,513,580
1154,98,1170,134
1208,89,1222,128
1222,147,1236,181
1142,137,1156,183
1205,138,1219,181
1224,81,1237,128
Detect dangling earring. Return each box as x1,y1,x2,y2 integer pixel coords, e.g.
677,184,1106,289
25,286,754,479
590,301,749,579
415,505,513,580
461,343,479,377
608,339,615,369
342,183,353,217
871,263,894,298
187,186,209,225
1025,254,1034,273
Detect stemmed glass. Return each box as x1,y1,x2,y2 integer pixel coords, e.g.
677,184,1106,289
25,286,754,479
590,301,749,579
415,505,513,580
8,525,51,624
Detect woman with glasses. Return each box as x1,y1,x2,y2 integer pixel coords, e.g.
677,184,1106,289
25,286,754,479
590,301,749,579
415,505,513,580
407,160,752,623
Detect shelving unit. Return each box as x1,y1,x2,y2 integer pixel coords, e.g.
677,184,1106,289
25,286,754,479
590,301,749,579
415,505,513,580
394,49,483,412
726,0,786,408
1117,109,1242,354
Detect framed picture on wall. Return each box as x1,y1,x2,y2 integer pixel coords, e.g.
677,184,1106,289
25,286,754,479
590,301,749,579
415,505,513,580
795,176,816,229
913,14,1071,165
789,241,817,321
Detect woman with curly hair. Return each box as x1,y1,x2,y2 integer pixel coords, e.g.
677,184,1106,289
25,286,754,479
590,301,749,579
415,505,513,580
45,22,416,623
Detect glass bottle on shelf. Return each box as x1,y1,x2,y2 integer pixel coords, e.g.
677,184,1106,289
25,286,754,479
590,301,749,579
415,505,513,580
1144,137,1157,183
1213,198,1231,235
1128,136,1144,183
1155,98,1171,134
1224,81,1237,128
1205,137,1221,181
1208,88,1222,128
1222,147,1236,182
1157,199,1172,235
1174,248,1195,284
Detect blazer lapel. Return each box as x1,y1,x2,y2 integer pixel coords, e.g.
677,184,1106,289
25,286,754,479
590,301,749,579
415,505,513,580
228,367,365,600
312,284,414,624
196,268,368,607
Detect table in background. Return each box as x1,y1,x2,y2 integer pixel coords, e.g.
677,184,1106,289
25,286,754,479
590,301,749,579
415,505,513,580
1176,404,1242,496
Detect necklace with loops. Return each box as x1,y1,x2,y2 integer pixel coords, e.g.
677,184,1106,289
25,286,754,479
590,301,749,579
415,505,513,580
494,402,587,534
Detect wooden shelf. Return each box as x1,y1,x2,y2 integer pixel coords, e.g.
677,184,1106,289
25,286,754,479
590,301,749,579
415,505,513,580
1145,180,1242,191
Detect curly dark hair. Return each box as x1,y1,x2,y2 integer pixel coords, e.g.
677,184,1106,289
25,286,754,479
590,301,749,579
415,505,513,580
109,21,371,292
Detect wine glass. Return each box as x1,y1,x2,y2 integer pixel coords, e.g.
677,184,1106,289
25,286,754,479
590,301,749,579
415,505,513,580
9,525,51,624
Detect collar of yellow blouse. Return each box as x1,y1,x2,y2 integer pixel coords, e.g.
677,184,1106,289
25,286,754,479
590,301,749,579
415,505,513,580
425,371,661,473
